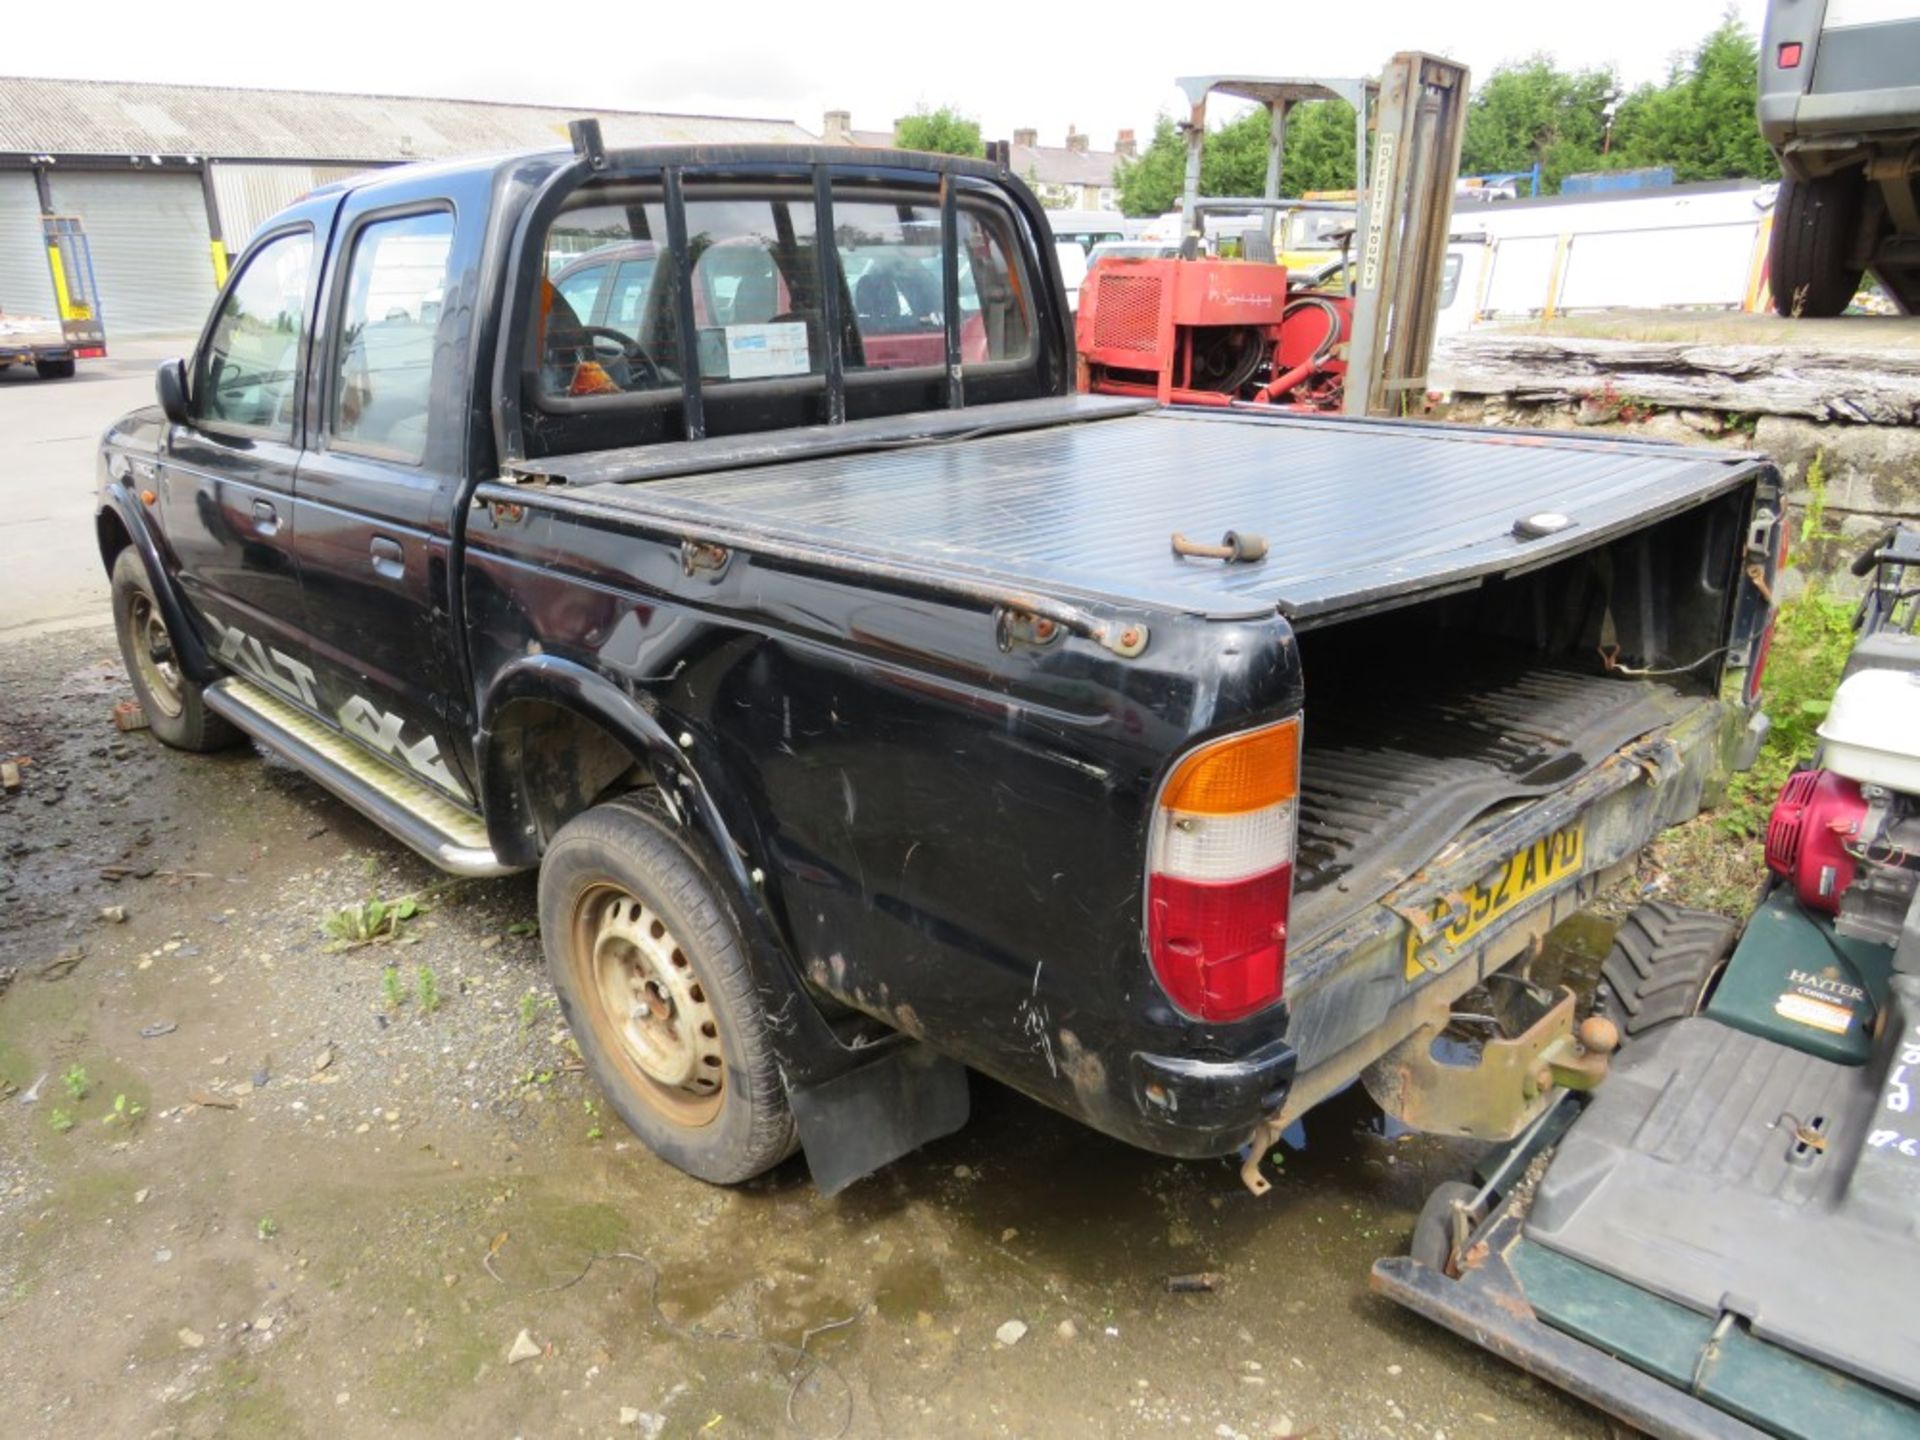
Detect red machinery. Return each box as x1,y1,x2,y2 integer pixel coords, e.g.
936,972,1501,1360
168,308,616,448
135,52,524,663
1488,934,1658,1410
1075,257,1350,410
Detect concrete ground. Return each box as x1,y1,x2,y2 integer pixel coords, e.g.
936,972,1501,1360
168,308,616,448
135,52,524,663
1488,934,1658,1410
0,338,1608,1438
0,336,193,637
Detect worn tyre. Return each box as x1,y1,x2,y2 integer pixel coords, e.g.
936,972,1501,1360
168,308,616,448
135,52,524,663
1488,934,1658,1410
110,547,242,753
1409,1180,1478,1274
1770,170,1868,318
538,796,798,1185
1597,902,1737,1039
34,357,76,380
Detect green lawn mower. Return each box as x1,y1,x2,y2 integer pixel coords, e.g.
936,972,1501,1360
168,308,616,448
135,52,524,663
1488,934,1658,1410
1374,526,1920,1440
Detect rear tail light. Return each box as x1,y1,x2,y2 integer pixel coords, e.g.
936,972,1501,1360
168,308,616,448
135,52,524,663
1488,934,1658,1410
1146,717,1300,1022
1778,41,1803,68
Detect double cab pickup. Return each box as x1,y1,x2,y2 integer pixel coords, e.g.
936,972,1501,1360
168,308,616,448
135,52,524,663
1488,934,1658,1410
96,131,1781,1192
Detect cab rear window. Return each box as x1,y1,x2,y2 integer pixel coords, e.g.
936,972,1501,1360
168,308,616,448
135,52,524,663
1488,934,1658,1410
530,174,1038,415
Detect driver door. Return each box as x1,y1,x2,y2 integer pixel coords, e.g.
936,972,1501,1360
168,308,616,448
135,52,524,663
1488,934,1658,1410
158,216,324,706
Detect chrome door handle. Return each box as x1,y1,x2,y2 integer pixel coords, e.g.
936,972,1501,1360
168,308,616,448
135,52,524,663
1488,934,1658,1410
370,535,404,579
251,498,278,534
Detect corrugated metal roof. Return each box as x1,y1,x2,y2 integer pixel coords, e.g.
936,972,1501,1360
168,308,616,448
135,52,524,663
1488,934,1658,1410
0,77,815,162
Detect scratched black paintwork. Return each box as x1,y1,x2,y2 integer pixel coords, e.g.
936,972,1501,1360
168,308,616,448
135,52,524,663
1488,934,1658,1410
463,505,1305,1153
90,146,1307,1158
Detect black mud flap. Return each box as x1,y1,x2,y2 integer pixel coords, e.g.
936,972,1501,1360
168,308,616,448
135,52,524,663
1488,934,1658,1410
788,1042,970,1195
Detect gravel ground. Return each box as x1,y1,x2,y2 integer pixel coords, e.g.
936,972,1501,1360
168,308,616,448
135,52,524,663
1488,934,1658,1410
0,624,1605,1439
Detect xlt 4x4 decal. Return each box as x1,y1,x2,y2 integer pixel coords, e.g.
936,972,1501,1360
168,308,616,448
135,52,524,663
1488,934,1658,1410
208,618,465,798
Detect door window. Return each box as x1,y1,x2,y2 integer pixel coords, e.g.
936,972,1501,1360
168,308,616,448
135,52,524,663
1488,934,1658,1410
330,211,455,463
192,229,312,435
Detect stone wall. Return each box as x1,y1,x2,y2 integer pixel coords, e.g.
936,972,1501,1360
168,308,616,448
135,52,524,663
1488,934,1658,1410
1446,396,1920,595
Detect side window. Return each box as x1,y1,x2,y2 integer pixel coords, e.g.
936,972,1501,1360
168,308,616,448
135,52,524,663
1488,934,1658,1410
1438,251,1465,309
192,229,311,435
330,211,454,463
607,259,655,329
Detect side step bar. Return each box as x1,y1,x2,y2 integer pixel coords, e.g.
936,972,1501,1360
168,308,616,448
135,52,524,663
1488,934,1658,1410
205,678,513,878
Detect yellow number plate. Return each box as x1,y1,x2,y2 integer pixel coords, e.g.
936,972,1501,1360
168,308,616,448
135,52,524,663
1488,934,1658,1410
1403,824,1585,981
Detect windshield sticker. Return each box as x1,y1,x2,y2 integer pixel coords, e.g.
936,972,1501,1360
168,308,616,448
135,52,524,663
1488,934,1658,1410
724,322,809,380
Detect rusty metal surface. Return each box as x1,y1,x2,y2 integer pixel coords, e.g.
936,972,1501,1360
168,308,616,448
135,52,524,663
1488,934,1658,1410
1361,986,1609,1141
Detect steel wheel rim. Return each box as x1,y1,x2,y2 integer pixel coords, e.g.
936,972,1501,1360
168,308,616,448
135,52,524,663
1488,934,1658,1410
569,882,725,1128
128,593,184,719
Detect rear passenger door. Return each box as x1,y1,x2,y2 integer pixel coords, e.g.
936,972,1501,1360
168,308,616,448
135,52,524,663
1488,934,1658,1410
291,199,473,803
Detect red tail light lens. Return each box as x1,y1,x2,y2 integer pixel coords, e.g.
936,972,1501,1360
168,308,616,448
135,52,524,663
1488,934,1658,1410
1146,718,1300,1022
1778,41,1803,68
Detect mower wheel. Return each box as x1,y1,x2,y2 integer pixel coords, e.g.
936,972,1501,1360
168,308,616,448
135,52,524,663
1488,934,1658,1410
1409,1181,1478,1274
1597,902,1737,1039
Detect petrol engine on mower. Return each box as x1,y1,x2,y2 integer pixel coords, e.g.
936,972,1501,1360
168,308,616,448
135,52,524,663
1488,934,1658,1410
1766,657,1920,947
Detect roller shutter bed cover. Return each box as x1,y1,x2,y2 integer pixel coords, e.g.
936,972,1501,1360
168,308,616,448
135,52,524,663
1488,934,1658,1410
537,401,1765,628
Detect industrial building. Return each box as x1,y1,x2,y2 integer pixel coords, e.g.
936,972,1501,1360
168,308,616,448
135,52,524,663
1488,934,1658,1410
0,78,813,335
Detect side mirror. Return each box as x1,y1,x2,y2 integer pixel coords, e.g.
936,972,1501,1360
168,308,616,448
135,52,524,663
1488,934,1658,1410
155,358,191,426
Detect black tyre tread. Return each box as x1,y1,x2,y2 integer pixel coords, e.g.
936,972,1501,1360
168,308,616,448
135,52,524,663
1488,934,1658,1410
539,796,797,1185
1410,1180,1478,1273
34,357,76,380
1770,171,1867,318
1598,901,1737,1037
109,548,243,753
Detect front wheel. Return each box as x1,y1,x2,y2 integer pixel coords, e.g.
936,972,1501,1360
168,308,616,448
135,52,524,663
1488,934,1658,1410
110,548,242,753
538,796,798,1184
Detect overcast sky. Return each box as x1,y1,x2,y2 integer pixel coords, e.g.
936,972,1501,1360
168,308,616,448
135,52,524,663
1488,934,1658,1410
12,0,1770,149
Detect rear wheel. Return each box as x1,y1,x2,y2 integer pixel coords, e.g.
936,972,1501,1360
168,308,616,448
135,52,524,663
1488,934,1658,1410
538,796,798,1184
110,548,242,753
1770,170,1868,317
34,357,76,380
1597,902,1737,1039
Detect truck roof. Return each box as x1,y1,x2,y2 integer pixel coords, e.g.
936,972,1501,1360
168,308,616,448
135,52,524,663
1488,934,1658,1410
307,143,1022,205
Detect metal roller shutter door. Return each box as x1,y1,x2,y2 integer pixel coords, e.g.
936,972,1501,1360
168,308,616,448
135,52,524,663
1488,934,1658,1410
0,172,56,319
49,170,216,335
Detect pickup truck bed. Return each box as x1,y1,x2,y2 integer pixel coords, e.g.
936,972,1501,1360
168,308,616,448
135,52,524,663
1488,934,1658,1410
505,398,1759,626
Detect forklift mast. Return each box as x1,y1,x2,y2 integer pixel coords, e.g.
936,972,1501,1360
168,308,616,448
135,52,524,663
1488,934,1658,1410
1174,53,1468,417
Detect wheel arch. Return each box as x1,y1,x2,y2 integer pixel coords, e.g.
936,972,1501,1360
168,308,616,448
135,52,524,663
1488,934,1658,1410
478,653,859,1089
97,491,217,684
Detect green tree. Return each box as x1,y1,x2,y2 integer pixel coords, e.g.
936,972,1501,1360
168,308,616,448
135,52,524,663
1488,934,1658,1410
894,105,984,158
1113,101,1357,217
1459,55,1620,191
1612,18,1777,181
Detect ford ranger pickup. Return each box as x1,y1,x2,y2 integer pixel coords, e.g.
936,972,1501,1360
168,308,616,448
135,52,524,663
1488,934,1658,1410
94,128,1782,1193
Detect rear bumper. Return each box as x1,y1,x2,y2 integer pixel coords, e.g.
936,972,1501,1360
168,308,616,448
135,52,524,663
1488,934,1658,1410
1278,697,1737,1127
1127,1035,1296,1154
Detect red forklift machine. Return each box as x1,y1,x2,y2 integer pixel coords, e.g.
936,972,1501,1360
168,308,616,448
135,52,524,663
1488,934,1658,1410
1077,56,1466,417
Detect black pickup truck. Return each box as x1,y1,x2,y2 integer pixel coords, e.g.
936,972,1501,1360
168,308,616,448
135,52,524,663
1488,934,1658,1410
95,131,1783,1194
